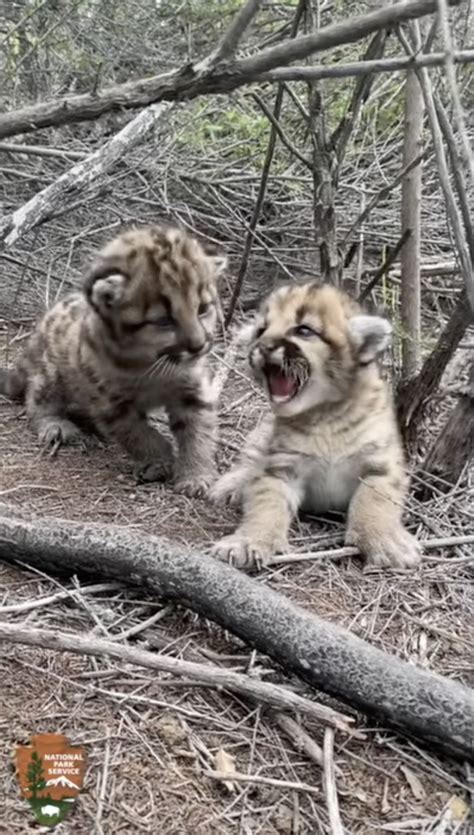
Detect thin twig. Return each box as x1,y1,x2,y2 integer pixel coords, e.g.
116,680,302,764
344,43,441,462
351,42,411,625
331,31,388,169
95,727,111,832
397,24,474,312
268,533,474,566
252,92,312,170
109,604,173,642
210,0,263,64
274,712,327,771
343,152,426,244
209,769,320,796
0,621,353,731
358,230,411,303
0,582,122,615
261,49,474,82
435,0,473,184
434,96,474,262
323,728,345,835
0,141,85,160
224,0,306,327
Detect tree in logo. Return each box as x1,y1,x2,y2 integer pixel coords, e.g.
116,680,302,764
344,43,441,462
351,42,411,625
26,752,47,801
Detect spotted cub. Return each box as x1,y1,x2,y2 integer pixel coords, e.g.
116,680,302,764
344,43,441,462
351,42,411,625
0,224,226,496
211,283,420,568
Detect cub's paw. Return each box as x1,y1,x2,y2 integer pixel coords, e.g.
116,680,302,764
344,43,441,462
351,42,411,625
38,418,83,449
347,525,421,569
137,460,174,484
208,472,244,508
174,474,215,499
211,534,287,571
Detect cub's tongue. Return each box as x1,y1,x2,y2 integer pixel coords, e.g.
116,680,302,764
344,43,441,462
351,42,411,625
268,371,297,400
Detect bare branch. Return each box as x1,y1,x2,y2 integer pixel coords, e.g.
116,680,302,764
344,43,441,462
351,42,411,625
397,291,473,447
236,0,462,76
0,103,172,249
0,141,85,160
252,92,312,170
330,30,388,169
359,230,411,303
274,713,326,771
436,0,474,184
397,24,474,312
224,0,306,327
0,620,351,731
434,97,474,262
261,49,474,82
400,70,424,378
269,533,474,566
342,150,427,244
323,729,344,835
209,0,263,64
0,0,463,140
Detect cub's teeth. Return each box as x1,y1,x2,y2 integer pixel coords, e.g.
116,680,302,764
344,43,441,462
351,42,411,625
272,393,293,404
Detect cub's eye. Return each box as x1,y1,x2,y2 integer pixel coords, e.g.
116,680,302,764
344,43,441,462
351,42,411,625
292,324,318,338
122,322,145,332
152,315,175,328
198,302,210,316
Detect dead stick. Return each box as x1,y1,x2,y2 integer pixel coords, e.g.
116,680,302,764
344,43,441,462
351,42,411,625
209,769,320,795
323,728,345,835
268,533,474,566
0,506,472,763
0,621,349,731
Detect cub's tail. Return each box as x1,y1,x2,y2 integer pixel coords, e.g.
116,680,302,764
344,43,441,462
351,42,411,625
0,364,26,400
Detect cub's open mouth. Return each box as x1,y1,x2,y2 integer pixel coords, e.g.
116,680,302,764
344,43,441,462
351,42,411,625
265,365,305,404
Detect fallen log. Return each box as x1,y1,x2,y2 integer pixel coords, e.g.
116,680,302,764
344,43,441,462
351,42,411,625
0,504,472,763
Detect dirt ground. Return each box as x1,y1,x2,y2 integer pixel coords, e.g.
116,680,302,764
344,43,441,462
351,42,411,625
0,324,473,834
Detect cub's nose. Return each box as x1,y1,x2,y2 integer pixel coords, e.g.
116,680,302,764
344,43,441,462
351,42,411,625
185,335,207,354
259,339,285,363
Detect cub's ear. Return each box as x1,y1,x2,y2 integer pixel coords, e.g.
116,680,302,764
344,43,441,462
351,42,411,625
348,315,392,363
86,270,126,313
210,255,227,279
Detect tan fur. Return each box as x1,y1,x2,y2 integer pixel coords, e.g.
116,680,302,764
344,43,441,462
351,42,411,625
1,224,226,496
211,283,420,569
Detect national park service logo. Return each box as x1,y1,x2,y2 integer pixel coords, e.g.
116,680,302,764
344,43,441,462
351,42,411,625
15,733,86,827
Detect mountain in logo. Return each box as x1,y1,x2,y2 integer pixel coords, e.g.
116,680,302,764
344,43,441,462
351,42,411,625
46,776,80,790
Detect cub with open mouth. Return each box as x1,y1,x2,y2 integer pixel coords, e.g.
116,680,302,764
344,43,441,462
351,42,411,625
210,282,420,570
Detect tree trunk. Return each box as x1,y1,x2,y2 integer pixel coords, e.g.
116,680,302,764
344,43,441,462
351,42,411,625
400,70,424,379
397,291,473,451
0,505,473,763
422,358,474,492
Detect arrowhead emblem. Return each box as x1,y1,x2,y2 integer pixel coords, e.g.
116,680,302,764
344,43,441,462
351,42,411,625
15,733,86,827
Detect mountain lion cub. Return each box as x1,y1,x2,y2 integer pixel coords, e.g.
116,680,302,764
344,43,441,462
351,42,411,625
211,283,420,569
0,224,226,496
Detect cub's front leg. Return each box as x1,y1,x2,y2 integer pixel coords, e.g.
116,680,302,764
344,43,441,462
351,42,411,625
167,389,218,498
97,405,174,482
210,418,272,508
212,474,300,569
345,471,420,568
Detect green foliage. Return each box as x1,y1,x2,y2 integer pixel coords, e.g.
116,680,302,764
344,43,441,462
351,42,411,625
26,752,46,801
180,101,268,157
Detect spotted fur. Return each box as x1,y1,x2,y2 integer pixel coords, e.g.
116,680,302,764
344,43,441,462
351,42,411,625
1,224,226,496
211,283,420,569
